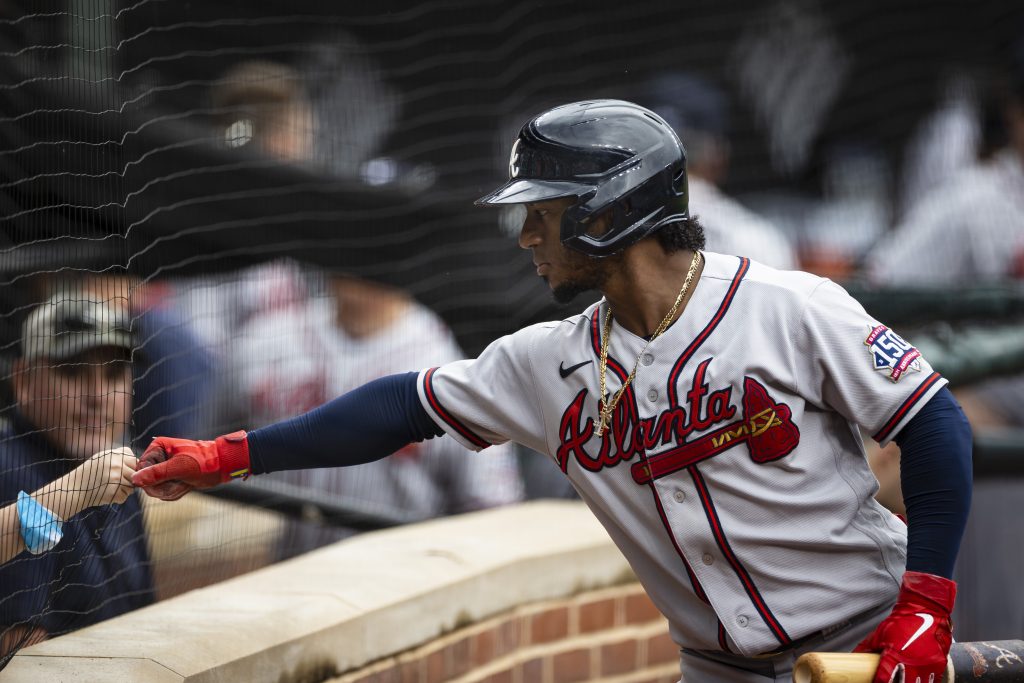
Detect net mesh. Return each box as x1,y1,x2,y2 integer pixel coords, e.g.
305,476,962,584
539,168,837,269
1,0,1023,665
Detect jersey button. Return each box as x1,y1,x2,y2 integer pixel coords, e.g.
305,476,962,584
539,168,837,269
673,490,685,503
641,353,654,366
702,553,714,565
737,615,750,628
646,389,658,401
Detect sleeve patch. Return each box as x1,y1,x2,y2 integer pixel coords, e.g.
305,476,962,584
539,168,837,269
864,324,921,383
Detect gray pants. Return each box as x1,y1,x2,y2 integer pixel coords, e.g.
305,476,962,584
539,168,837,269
678,602,892,682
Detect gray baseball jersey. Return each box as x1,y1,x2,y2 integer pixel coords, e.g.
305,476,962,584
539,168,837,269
417,251,946,657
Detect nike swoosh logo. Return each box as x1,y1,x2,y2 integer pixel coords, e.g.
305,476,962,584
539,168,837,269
901,613,935,651
559,360,593,379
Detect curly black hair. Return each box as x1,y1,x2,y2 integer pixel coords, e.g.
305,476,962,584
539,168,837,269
654,215,706,254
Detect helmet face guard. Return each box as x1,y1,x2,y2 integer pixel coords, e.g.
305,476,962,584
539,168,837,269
477,100,689,257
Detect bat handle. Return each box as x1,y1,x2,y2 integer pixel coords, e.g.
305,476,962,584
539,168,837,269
792,652,955,683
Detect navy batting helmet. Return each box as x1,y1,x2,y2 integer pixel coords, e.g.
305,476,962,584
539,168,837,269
476,99,689,257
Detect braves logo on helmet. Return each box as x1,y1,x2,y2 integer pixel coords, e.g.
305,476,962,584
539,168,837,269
509,139,521,178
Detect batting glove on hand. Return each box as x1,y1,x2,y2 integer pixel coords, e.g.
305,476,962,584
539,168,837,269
131,431,251,501
855,571,956,683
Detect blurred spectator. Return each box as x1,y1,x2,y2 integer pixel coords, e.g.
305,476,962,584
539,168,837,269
801,142,893,280
56,276,281,601
182,55,418,354
75,273,216,444
230,273,523,557
637,72,798,270
175,260,309,366
898,69,982,219
0,295,153,655
864,63,1024,429
178,60,317,353
211,59,316,164
865,71,1024,288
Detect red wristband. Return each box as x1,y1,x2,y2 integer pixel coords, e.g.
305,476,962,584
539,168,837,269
215,431,251,482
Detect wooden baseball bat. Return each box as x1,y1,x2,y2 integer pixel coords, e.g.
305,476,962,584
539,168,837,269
793,640,1024,683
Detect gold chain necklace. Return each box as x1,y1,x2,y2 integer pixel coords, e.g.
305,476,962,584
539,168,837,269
595,250,703,437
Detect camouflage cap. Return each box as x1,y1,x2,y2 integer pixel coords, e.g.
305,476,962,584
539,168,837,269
20,295,133,362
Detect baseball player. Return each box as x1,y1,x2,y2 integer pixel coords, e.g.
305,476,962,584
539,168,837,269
133,100,972,683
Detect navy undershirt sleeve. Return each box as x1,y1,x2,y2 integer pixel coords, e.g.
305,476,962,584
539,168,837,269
892,386,972,579
247,372,444,475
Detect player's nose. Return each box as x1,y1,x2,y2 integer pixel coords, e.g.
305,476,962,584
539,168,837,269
518,216,541,250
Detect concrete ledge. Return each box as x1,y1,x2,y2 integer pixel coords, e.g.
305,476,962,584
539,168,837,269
4,501,632,682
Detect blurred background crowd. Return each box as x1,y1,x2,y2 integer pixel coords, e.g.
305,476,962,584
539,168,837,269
1,0,1023,668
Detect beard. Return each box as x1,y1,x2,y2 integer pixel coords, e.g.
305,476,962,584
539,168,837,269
550,249,622,304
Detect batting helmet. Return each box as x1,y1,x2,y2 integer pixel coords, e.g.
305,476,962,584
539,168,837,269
476,99,689,257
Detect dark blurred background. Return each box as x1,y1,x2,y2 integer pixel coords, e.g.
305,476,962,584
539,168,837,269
2,0,1022,353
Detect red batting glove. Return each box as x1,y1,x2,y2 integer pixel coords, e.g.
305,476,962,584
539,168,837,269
855,571,956,683
131,431,251,501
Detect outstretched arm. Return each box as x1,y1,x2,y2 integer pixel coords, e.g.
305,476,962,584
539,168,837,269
132,372,444,500
249,372,443,473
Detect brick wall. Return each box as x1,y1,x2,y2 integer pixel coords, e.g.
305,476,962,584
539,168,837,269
331,583,679,683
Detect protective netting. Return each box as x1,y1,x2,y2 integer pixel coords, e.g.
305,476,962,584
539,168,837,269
2,0,1023,665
